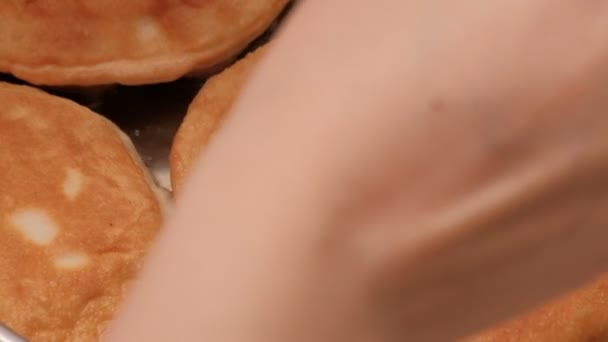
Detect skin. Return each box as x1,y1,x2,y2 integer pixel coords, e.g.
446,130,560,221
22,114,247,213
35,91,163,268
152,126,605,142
106,1,608,341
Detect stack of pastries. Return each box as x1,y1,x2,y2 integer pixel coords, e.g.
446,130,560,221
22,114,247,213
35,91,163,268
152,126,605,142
1,1,605,341
0,1,288,340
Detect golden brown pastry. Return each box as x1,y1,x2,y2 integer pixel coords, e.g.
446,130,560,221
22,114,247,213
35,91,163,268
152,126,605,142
170,45,266,193
0,82,167,341
468,275,608,342
0,1,287,86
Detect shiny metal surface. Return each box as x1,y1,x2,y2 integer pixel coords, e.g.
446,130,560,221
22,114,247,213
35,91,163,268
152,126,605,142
0,323,27,342
96,80,203,191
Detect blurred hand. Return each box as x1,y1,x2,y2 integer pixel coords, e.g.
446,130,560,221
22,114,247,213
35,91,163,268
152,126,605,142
107,1,608,341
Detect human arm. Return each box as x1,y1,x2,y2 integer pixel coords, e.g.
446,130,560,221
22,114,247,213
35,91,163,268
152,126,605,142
106,1,608,341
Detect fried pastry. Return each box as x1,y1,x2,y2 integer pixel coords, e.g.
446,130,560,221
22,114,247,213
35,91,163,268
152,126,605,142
468,275,608,342
0,82,167,341
170,45,266,192
0,1,288,86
